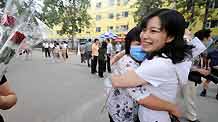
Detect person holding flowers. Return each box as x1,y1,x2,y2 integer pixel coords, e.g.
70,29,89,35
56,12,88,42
0,75,17,122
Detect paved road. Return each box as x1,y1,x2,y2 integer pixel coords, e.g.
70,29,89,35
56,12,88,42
0,50,217,122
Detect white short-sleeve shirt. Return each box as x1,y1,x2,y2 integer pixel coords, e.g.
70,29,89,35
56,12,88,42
49,43,54,48
107,43,113,54
135,56,178,122
61,43,68,49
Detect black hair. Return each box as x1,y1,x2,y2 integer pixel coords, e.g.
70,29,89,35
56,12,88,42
140,8,193,64
106,38,110,42
194,29,211,41
125,26,141,54
101,41,107,49
94,38,99,43
88,39,92,42
185,21,189,29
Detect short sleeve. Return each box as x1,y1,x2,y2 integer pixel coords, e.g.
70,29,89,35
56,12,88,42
135,58,173,87
0,75,7,85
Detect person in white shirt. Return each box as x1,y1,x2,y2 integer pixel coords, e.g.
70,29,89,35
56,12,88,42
115,42,122,54
43,41,50,58
111,9,193,122
106,27,180,122
106,39,113,73
49,42,55,58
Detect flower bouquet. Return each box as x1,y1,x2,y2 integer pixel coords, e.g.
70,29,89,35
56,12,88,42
0,0,37,76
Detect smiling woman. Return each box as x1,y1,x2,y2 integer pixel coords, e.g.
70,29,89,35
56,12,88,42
139,9,193,64
111,9,193,122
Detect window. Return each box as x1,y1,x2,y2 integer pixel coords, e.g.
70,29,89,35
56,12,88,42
107,26,114,31
96,27,101,32
115,26,120,32
96,15,102,21
117,0,121,6
116,13,120,19
120,25,128,31
122,11,128,17
210,0,218,8
96,2,102,8
108,13,114,19
108,0,115,6
123,0,129,5
214,0,218,8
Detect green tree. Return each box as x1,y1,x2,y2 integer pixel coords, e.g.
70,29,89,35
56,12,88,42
0,0,6,9
166,0,216,29
40,0,91,42
132,0,163,23
133,0,216,31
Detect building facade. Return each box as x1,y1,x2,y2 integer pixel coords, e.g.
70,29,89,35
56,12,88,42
75,0,137,40
207,0,218,35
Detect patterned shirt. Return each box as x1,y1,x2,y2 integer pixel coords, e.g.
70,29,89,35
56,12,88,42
105,55,150,122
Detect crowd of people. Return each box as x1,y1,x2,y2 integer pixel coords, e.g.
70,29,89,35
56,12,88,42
41,41,69,62
80,38,123,78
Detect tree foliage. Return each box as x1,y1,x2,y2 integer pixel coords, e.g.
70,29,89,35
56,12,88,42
0,0,6,9
133,0,217,30
132,0,163,24
40,0,91,37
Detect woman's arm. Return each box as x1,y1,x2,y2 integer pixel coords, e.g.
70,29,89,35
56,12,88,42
191,66,210,76
137,95,181,117
112,68,147,88
0,81,17,110
127,87,181,117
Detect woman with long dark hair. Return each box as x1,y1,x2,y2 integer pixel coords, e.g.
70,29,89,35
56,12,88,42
111,9,193,122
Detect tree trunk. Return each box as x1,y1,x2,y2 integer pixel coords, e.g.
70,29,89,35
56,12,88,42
0,0,6,8
202,0,210,29
71,36,75,50
190,0,195,23
173,0,177,10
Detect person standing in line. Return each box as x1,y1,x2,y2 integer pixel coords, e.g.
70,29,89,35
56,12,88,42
0,75,17,122
85,39,93,67
61,42,68,62
54,42,61,62
42,41,45,57
91,39,99,74
98,41,107,78
65,42,69,59
80,43,86,63
106,39,112,73
49,41,55,58
115,42,122,54
44,41,50,58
